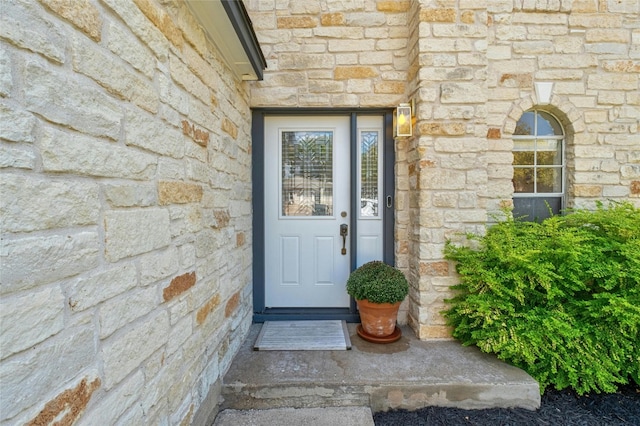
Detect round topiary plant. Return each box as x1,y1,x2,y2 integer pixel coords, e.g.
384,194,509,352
346,261,409,304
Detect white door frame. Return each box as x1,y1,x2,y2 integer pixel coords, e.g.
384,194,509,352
252,109,395,322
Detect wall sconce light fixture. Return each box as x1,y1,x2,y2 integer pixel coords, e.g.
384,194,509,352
395,103,412,137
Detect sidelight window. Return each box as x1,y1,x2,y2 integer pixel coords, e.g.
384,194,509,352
359,130,380,218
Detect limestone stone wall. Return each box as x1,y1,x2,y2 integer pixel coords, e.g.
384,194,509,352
405,1,493,339
488,0,640,211
246,0,413,107
246,0,639,339
409,0,639,339
0,0,252,424
245,0,415,323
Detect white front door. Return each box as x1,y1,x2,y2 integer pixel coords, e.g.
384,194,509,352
264,116,351,307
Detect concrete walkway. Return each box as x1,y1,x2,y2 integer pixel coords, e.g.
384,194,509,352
213,323,540,425
213,406,374,426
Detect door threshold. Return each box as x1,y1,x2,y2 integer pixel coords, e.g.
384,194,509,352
253,308,360,323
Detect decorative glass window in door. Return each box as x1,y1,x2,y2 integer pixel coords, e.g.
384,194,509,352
359,130,379,217
512,110,565,221
281,131,333,216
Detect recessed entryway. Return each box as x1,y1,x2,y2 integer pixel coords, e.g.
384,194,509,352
252,110,395,321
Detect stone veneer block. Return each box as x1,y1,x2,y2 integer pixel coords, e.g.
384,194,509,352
104,209,171,262
133,0,183,48
40,0,102,41
163,272,197,302
26,377,101,425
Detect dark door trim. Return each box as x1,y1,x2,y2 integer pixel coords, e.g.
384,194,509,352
251,108,395,323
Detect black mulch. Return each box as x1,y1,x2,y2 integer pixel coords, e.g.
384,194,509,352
374,383,640,426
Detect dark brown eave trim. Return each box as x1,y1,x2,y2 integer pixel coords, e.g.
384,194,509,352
222,1,267,80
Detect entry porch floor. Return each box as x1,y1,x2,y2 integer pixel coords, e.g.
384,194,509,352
219,323,540,413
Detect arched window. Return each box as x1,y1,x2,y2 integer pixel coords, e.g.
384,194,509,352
512,109,565,221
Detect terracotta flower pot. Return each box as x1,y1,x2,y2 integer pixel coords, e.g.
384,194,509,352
356,299,401,337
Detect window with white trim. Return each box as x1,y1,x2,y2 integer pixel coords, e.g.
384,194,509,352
512,109,565,221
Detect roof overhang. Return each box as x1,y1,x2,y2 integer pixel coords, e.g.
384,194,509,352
186,0,266,81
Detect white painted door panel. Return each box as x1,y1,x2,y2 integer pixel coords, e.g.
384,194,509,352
264,116,351,308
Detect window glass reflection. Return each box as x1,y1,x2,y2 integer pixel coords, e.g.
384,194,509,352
514,167,534,193
513,140,535,166
536,168,562,193
537,111,563,136
513,109,565,221
536,140,562,166
514,111,535,135
512,110,564,197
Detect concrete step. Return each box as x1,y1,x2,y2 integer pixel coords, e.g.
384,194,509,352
220,324,540,413
213,406,374,426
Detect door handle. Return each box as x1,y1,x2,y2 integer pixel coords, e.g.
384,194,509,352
340,224,348,255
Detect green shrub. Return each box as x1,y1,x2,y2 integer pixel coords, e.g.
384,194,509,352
347,261,409,304
443,202,640,394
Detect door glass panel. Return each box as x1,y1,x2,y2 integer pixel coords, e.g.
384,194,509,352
360,130,379,217
281,131,333,217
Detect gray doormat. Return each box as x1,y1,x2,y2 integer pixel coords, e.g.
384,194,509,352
253,320,352,351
